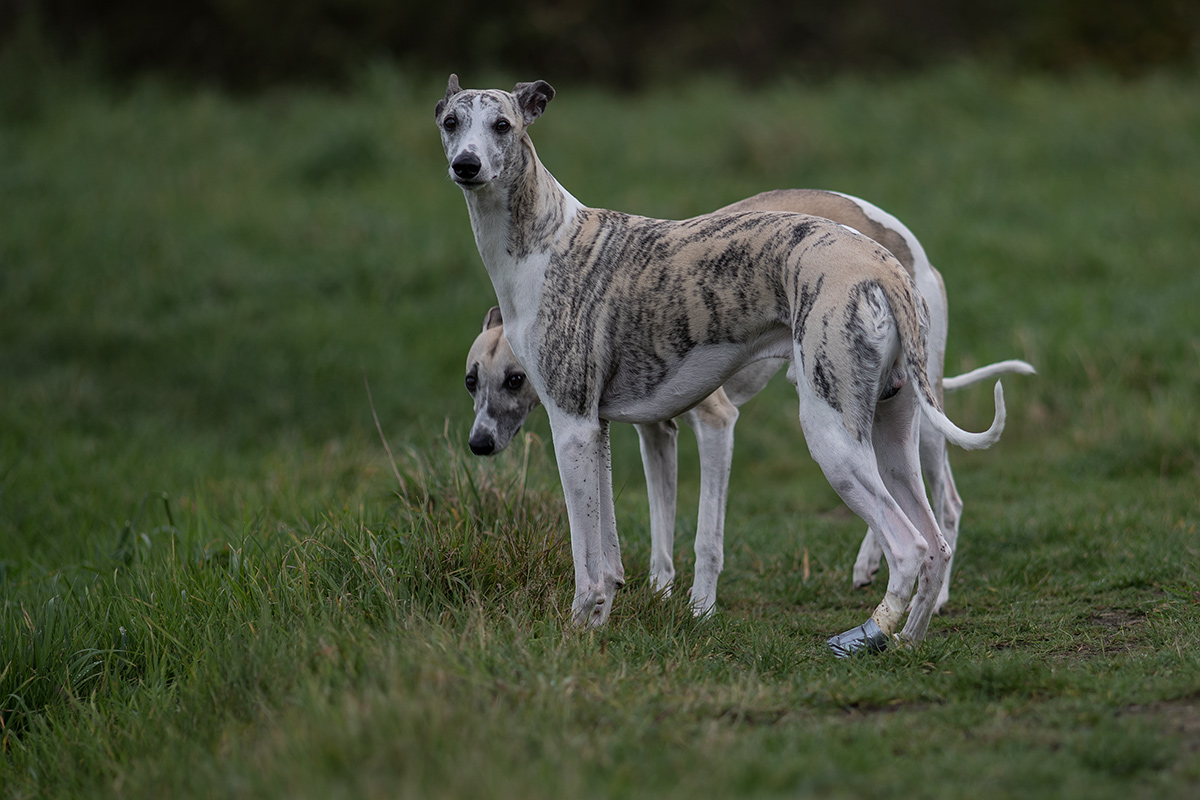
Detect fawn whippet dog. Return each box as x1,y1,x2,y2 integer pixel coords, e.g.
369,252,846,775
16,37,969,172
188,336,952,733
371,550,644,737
437,76,1011,655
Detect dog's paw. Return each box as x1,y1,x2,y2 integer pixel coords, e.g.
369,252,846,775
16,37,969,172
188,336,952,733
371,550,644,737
852,540,882,588
688,581,718,618
690,598,717,619
827,619,893,658
933,592,950,616
571,586,612,627
851,567,878,588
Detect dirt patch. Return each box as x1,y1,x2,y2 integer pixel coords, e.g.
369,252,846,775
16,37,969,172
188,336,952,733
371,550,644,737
1052,607,1150,660
1089,608,1145,629
715,706,793,727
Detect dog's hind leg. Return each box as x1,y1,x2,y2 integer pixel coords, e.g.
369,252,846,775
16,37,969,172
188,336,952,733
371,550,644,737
795,380,928,656
872,386,950,643
852,424,963,615
682,388,739,616
850,418,956,599
854,419,962,603
549,412,625,627
852,527,884,588
921,422,962,613
635,419,679,595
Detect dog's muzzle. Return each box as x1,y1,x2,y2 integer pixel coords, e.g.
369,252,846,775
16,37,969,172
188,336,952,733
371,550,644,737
452,152,482,183
468,430,496,456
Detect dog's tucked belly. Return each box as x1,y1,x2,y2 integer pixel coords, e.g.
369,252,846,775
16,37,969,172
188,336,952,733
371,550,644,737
598,331,792,423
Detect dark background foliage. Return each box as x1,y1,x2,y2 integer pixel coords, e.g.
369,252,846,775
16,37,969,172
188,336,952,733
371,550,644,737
4,0,1198,90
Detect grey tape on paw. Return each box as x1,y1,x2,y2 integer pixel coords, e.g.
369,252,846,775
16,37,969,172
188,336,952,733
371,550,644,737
827,618,890,658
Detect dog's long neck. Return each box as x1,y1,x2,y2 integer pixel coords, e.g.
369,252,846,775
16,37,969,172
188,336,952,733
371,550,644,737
462,135,581,353
464,136,579,263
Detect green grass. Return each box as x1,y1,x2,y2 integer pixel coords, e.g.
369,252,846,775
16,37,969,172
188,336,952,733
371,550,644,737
2,60,1199,798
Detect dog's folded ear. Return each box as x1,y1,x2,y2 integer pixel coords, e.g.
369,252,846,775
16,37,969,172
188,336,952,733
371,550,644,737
435,74,463,119
513,80,555,125
483,306,504,331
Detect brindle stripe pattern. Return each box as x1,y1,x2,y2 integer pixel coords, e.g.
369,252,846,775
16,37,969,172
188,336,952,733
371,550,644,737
535,211,805,416
718,187,940,419
533,205,928,442
508,138,568,259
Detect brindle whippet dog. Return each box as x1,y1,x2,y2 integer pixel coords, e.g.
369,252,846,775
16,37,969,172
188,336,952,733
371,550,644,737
436,76,1010,655
464,192,1035,619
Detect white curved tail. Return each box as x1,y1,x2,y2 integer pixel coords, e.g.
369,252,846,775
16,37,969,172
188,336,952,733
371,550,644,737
944,360,1035,392
920,380,1007,451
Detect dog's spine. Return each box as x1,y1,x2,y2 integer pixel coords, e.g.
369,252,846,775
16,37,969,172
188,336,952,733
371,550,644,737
881,278,1007,451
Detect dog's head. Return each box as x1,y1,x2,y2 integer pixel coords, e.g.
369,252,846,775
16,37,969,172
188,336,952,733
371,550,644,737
464,306,542,455
434,74,555,192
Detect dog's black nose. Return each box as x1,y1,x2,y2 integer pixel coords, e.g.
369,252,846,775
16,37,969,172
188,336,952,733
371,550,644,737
468,431,496,455
452,152,482,181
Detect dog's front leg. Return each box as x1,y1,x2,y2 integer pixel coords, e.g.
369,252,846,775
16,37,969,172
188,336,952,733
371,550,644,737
549,412,624,627
597,418,625,594
635,420,679,595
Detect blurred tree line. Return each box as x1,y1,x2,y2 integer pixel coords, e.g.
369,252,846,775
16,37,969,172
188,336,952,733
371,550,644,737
3,0,1197,89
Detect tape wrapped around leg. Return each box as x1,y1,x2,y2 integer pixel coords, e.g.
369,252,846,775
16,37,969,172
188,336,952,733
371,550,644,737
827,618,891,658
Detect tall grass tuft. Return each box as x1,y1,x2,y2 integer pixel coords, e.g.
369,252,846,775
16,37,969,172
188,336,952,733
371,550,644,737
1,431,570,756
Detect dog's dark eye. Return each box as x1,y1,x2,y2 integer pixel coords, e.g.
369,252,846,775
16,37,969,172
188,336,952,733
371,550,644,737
443,115,458,132
465,374,477,393
494,119,511,133
504,373,525,391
